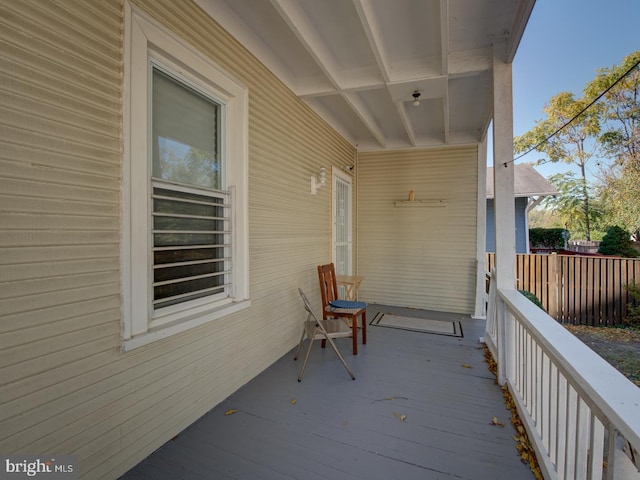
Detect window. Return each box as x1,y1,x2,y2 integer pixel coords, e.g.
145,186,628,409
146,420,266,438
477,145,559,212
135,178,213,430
122,3,249,350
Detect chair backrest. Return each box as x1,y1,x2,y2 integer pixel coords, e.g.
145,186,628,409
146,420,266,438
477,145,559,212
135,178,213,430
298,288,328,333
317,263,339,312
298,288,317,318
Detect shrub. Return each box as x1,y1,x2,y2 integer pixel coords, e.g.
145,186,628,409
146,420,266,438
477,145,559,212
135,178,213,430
625,280,640,327
519,290,544,310
598,226,639,258
529,228,566,250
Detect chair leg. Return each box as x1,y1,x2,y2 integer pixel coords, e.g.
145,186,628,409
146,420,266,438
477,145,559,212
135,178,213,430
362,312,367,344
351,316,358,355
293,328,306,361
297,337,315,382
323,334,355,380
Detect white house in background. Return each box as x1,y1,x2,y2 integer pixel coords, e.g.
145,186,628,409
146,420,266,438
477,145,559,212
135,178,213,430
486,164,558,253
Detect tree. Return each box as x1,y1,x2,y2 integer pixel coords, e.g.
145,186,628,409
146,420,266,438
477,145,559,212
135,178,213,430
598,225,638,258
585,51,640,234
515,92,601,240
597,162,640,236
537,172,603,240
528,206,564,229
585,51,640,168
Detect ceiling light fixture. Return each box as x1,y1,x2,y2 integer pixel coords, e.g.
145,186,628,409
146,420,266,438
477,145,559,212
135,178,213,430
412,91,421,107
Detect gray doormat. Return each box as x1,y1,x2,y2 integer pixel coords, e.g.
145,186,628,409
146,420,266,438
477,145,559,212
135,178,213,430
371,313,463,337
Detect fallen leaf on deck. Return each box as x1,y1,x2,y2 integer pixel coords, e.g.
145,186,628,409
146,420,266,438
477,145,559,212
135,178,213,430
490,416,505,427
224,409,238,416
462,364,472,369
393,412,407,422
290,398,296,405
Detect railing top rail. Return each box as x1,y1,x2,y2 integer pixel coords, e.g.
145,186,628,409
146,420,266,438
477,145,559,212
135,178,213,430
498,287,640,448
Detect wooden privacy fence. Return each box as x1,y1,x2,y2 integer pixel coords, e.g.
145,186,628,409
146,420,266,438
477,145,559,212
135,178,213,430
486,253,640,325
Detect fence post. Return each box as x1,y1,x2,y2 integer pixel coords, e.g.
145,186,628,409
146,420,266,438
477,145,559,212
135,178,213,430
547,253,559,320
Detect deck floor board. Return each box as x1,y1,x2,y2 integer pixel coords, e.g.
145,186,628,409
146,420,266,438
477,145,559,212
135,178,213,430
122,305,534,480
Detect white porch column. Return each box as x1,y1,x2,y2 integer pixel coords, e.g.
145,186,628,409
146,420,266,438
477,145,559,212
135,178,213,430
473,134,488,319
492,53,516,385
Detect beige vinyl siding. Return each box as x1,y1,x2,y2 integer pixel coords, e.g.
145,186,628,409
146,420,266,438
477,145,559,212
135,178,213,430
0,1,354,479
357,146,478,314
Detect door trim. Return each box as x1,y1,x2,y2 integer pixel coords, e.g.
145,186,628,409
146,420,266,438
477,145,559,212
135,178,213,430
332,167,353,275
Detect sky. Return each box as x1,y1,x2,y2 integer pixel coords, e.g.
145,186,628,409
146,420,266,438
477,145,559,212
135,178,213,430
495,0,640,183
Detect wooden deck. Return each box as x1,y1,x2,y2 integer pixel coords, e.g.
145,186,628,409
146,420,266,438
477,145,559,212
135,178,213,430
121,305,535,480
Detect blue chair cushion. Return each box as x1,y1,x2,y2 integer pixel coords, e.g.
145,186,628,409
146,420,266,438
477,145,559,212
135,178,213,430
330,299,366,309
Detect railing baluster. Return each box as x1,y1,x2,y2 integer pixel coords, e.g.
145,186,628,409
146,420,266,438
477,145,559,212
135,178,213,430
542,352,551,452
549,363,558,467
606,427,617,480
589,413,604,480
536,343,542,437
524,329,530,410
576,398,591,479
557,374,568,479
566,386,578,479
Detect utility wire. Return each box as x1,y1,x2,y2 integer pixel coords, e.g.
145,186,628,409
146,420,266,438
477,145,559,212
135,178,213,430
503,58,640,168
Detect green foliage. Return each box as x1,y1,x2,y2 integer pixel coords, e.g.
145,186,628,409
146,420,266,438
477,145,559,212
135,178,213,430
529,228,566,249
516,53,640,242
515,92,601,241
527,206,565,229
597,162,640,234
519,290,544,310
585,51,640,167
624,280,640,327
534,171,606,241
598,226,639,257
586,51,640,235
514,92,601,164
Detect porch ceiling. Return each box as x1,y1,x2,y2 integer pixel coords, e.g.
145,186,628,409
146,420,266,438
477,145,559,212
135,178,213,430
195,0,535,151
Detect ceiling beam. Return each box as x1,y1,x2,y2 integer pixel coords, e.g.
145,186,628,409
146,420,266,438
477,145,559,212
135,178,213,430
195,0,297,92
397,103,417,147
299,82,386,99
442,83,450,145
506,0,536,63
440,0,449,143
448,48,493,77
269,0,342,90
352,0,391,83
342,92,386,148
439,0,449,76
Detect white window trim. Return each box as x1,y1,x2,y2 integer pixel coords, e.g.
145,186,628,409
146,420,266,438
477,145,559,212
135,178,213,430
121,2,249,351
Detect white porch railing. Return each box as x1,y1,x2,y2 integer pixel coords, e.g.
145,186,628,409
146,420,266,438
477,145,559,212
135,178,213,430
485,271,640,480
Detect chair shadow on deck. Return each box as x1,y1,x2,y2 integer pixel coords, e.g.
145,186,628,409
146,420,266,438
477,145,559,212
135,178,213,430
121,304,535,480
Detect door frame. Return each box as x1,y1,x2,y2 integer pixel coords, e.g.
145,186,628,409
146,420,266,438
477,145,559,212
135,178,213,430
332,167,353,275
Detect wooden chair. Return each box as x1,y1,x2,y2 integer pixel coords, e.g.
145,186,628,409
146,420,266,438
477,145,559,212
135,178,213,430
294,289,355,382
317,263,367,355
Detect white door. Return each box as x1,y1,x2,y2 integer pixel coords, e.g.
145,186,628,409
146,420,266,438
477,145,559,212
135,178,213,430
332,169,352,276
